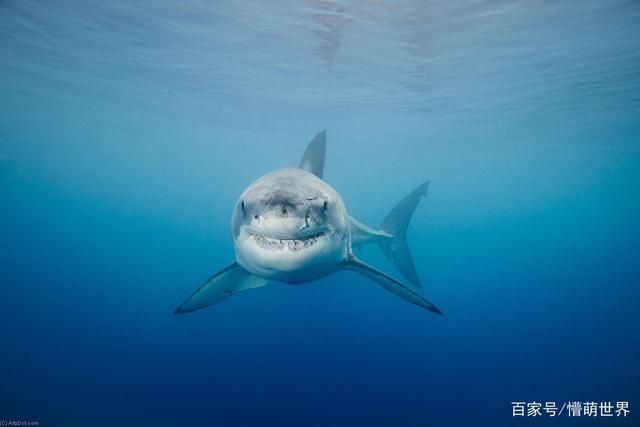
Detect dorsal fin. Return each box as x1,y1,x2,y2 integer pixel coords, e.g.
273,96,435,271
299,130,327,179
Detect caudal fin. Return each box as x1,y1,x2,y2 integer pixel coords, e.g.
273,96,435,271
378,181,430,287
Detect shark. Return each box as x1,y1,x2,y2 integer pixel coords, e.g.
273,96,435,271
174,131,443,315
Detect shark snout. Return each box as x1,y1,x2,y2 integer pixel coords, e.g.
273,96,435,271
236,181,331,241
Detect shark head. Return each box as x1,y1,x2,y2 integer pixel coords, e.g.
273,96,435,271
231,167,349,282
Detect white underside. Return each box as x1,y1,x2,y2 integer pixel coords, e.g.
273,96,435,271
235,230,347,283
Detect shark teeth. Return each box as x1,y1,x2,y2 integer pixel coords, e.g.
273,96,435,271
252,232,323,252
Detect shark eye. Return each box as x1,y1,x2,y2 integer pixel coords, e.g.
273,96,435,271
240,200,245,213
323,201,328,211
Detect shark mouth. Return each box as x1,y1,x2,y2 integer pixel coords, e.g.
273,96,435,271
251,232,324,252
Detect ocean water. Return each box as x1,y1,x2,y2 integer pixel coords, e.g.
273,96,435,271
1,1,639,426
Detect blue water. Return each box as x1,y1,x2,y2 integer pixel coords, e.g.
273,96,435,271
2,1,639,426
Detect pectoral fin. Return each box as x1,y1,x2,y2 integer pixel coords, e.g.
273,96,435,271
341,255,443,315
174,262,268,314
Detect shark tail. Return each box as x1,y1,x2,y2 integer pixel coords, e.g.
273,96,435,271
377,181,430,288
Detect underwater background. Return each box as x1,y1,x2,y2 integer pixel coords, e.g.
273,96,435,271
1,1,639,426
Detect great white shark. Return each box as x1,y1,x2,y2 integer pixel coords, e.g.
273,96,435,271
174,131,443,315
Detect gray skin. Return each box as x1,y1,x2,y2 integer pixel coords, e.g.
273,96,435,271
174,131,443,315
232,167,349,284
